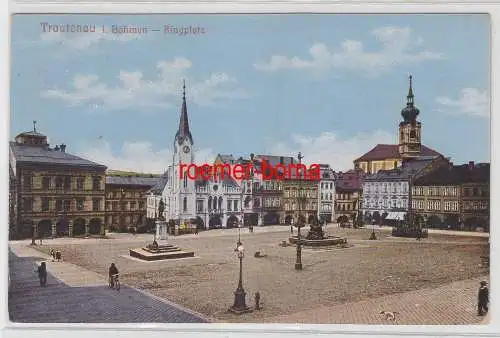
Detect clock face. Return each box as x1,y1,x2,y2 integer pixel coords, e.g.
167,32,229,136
183,146,190,153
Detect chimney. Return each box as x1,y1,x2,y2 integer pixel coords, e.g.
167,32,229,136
468,161,475,169
60,144,66,152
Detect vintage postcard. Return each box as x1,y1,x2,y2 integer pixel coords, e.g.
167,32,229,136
8,14,490,325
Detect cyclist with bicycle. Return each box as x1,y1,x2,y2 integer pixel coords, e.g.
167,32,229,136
108,263,119,288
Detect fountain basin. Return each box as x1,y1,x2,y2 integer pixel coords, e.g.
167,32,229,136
288,236,347,247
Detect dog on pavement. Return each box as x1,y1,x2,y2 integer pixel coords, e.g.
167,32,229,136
380,311,399,321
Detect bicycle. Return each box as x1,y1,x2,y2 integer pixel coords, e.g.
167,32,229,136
109,274,120,291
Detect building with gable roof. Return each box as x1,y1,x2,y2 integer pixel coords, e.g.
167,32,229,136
335,168,364,225
354,76,442,174
9,122,107,239
317,164,336,223
361,155,450,225
104,174,160,232
412,161,490,231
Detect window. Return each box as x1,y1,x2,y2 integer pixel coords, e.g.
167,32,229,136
227,199,232,211
22,197,33,212
112,201,118,211
183,175,188,188
56,199,63,212
55,177,63,189
42,177,51,190
196,200,204,212
130,201,137,210
76,178,84,191
64,176,71,190
183,197,187,212
23,174,32,189
92,177,101,191
42,198,50,211
63,200,71,212
92,199,101,211
121,201,127,211
234,200,239,211
139,201,144,210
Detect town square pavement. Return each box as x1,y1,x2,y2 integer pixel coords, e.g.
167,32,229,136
8,225,489,324
8,244,210,323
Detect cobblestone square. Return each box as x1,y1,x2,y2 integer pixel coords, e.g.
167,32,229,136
13,225,489,324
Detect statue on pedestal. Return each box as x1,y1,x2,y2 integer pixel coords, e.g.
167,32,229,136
158,199,165,221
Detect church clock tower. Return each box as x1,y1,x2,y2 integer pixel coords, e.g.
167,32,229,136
171,80,195,221
398,75,422,158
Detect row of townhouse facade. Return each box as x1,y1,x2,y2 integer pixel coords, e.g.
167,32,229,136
360,157,490,230
147,152,337,230
411,161,490,230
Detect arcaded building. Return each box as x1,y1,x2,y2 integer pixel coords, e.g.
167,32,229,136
9,124,107,240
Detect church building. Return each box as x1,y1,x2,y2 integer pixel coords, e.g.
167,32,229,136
156,82,243,231
354,76,442,174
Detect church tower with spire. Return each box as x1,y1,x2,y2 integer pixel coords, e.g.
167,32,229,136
398,75,422,158
168,80,196,223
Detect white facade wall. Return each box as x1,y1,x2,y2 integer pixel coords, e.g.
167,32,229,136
362,180,409,217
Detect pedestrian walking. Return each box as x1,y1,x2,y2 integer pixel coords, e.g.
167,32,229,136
55,250,62,262
37,262,47,287
478,281,489,316
50,249,55,262
255,292,261,310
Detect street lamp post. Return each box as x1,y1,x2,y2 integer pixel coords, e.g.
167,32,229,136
31,223,36,245
295,152,305,271
229,243,252,314
369,218,377,240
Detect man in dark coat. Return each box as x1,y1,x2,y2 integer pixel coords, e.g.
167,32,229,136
37,262,47,287
478,281,489,316
109,263,119,287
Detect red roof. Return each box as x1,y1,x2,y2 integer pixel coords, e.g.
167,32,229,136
335,169,365,191
354,144,441,162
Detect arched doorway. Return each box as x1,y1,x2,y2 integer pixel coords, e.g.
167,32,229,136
285,215,293,225
56,218,69,237
89,218,102,235
308,214,316,224
244,213,258,227
444,214,460,229
21,219,34,239
38,220,52,238
464,217,484,231
73,218,86,236
194,216,204,230
227,215,238,228
427,215,442,229
209,215,222,229
263,212,279,226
